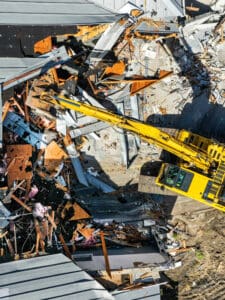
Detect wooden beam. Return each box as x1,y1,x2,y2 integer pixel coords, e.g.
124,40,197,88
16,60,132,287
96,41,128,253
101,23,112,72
100,231,111,278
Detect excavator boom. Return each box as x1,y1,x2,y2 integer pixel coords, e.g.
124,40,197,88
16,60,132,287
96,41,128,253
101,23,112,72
53,95,210,171
42,94,225,212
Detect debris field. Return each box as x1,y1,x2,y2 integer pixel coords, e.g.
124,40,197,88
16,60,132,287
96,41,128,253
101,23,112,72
0,1,225,299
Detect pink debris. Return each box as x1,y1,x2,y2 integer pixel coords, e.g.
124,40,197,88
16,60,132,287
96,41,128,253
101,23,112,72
28,185,39,198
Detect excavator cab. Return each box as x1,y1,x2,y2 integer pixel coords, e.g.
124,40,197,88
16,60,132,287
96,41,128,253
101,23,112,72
156,163,225,211
157,164,194,192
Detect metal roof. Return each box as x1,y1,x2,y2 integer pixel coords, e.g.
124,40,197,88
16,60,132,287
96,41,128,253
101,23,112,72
0,253,114,300
0,57,51,84
112,284,161,300
92,0,185,18
0,47,70,88
0,0,120,25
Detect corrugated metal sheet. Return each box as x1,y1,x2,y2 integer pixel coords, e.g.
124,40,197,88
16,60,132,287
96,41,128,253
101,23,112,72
0,57,52,82
137,21,179,34
112,284,161,300
0,0,120,25
92,0,185,18
0,253,114,300
0,47,70,88
92,0,144,11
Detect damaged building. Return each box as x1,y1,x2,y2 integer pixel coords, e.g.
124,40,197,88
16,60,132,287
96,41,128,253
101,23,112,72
0,0,225,299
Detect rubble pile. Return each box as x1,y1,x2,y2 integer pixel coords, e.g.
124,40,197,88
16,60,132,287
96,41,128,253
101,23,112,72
0,6,184,294
0,1,225,298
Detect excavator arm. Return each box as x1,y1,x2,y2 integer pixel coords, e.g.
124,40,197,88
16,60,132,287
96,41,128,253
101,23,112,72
50,95,210,171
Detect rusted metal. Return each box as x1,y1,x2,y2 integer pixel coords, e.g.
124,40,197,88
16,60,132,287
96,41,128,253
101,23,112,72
44,141,68,174
61,202,91,221
34,219,44,253
34,36,53,55
100,231,111,278
58,233,72,260
1,231,15,257
51,69,59,86
11,194,32,213
46,212,72,259
104,61,126,77
48,210,55,245
99,70,172,95
130,70,172,95
6,144,33,188
4,234,15,257
35,231,40,254
186,6,200,12
75,24,109,42
2,98,25,122
77,223,95,240
2,180,26,204
134,31,177,40
33,24,109,55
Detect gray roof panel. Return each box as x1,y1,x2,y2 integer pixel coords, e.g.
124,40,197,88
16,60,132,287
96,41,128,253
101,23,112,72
0,47,70,88
92,0,185,18
0,58,42,81
0,0,120,25
112,284,161,300
0,253,114,300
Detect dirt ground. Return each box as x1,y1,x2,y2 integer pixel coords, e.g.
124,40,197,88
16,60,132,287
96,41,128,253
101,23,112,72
162,209,225,300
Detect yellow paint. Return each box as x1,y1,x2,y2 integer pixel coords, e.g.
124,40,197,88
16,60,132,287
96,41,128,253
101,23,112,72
156,164,225,212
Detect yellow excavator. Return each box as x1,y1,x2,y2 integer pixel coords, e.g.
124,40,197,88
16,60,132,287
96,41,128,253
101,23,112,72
42,94,225,212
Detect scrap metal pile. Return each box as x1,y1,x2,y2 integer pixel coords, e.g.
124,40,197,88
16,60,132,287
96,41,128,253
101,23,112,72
1,3,225,294
0,9,178,266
